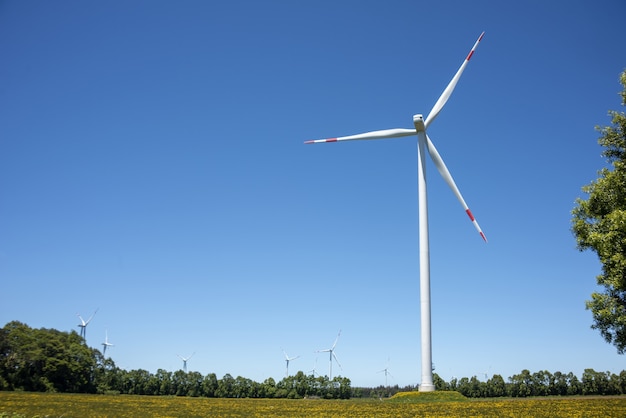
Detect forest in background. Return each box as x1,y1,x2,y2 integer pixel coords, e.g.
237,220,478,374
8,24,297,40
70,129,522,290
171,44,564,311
1,321,624,399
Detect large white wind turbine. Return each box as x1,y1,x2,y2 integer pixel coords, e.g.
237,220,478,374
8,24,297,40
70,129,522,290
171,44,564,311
101,329,114,357
305,33,487,391
282,350,300,378
77,308,98,341
316,330,342,379
177,352,195,372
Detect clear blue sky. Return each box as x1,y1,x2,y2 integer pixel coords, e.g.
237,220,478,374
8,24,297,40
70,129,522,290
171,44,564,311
1,0,625,388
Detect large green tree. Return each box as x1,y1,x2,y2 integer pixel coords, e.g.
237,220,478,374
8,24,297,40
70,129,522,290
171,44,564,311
572,70,626,353
0,321,97,392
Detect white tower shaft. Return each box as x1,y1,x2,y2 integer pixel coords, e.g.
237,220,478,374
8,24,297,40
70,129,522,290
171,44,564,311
416,122,434,392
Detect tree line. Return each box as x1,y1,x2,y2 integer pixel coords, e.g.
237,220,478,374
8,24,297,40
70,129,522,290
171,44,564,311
432,369,626,398
1,321,625,399
355,369,626,399
0,321,350,398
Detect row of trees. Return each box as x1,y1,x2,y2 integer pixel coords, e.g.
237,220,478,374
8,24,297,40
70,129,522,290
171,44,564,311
0,321,351,398
357,369,626,399
432,369,626,398
2,321,625,398
96,367,351,399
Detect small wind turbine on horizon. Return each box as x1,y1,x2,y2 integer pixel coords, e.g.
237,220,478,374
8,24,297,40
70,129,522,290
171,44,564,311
177,352,195,372
282,350,300,378
476,366,491,380
308,357,320,377
378,358,394,387
316,330,342,380
77,308,98,341
101,329,114,357
305,33,487,392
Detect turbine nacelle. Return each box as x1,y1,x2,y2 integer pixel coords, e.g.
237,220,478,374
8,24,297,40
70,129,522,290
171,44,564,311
412,114,425,132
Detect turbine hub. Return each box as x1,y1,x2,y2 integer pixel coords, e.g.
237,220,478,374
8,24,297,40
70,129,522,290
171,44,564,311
412,114,425,132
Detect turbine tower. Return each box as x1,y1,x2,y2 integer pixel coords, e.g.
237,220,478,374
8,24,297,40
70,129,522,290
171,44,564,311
305,33,487,391
316,330,342,379
101,329,114,357
76,308,98,341
177,352,195,372
282,350,300,378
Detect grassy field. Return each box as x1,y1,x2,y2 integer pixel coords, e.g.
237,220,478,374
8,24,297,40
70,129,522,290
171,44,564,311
2,391,626,417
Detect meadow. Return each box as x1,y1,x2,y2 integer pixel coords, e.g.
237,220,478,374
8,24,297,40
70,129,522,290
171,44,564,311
2,391,626,418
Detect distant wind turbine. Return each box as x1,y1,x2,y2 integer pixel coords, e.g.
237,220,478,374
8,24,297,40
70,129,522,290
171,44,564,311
101,329,114,357
305,33,487,391
316,330,342,379
177,352,195,372
77,308,98,340
378,358,394,387
282,350,300,378
308,357,320,377
476,366,491,380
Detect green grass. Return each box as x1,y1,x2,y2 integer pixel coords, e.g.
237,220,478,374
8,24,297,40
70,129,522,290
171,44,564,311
2,391,626,418
387,390,468,403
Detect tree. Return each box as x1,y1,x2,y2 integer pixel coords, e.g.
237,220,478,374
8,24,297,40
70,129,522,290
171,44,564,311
572,70,626,353
551,371,569,396
486,374,507,397
433,372,447,390
216,373,235,398
508,369,532,397
202,372,218,397
259,377,276,398
156,369,173,395
0,321,97,393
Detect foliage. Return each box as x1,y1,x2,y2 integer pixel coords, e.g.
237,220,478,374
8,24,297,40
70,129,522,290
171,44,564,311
3,321,626,400
0,321,352,399
572,70,626,353
0,321,97,393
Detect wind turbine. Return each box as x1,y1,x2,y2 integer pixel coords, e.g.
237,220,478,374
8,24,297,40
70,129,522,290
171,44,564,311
177,352,195,372
477,365,491,380
282,350,300,378
76,308,98,340
316,330,342,379
308,357,320,377
101,329,114,357
305,33,487,392
378,358,394,387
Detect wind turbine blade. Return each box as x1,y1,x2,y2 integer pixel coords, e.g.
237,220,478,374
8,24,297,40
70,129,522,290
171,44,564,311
425,32,484,128
85,308,98,325
425,134,487,242
332,352,342,369
188,352,195,360
305,128,416,144
331,330,341,350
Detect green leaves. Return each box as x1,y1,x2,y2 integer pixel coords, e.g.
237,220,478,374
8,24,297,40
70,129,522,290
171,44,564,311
572,70,626,354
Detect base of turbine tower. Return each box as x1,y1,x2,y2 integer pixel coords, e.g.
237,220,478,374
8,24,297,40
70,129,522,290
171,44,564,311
419,383,436,392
